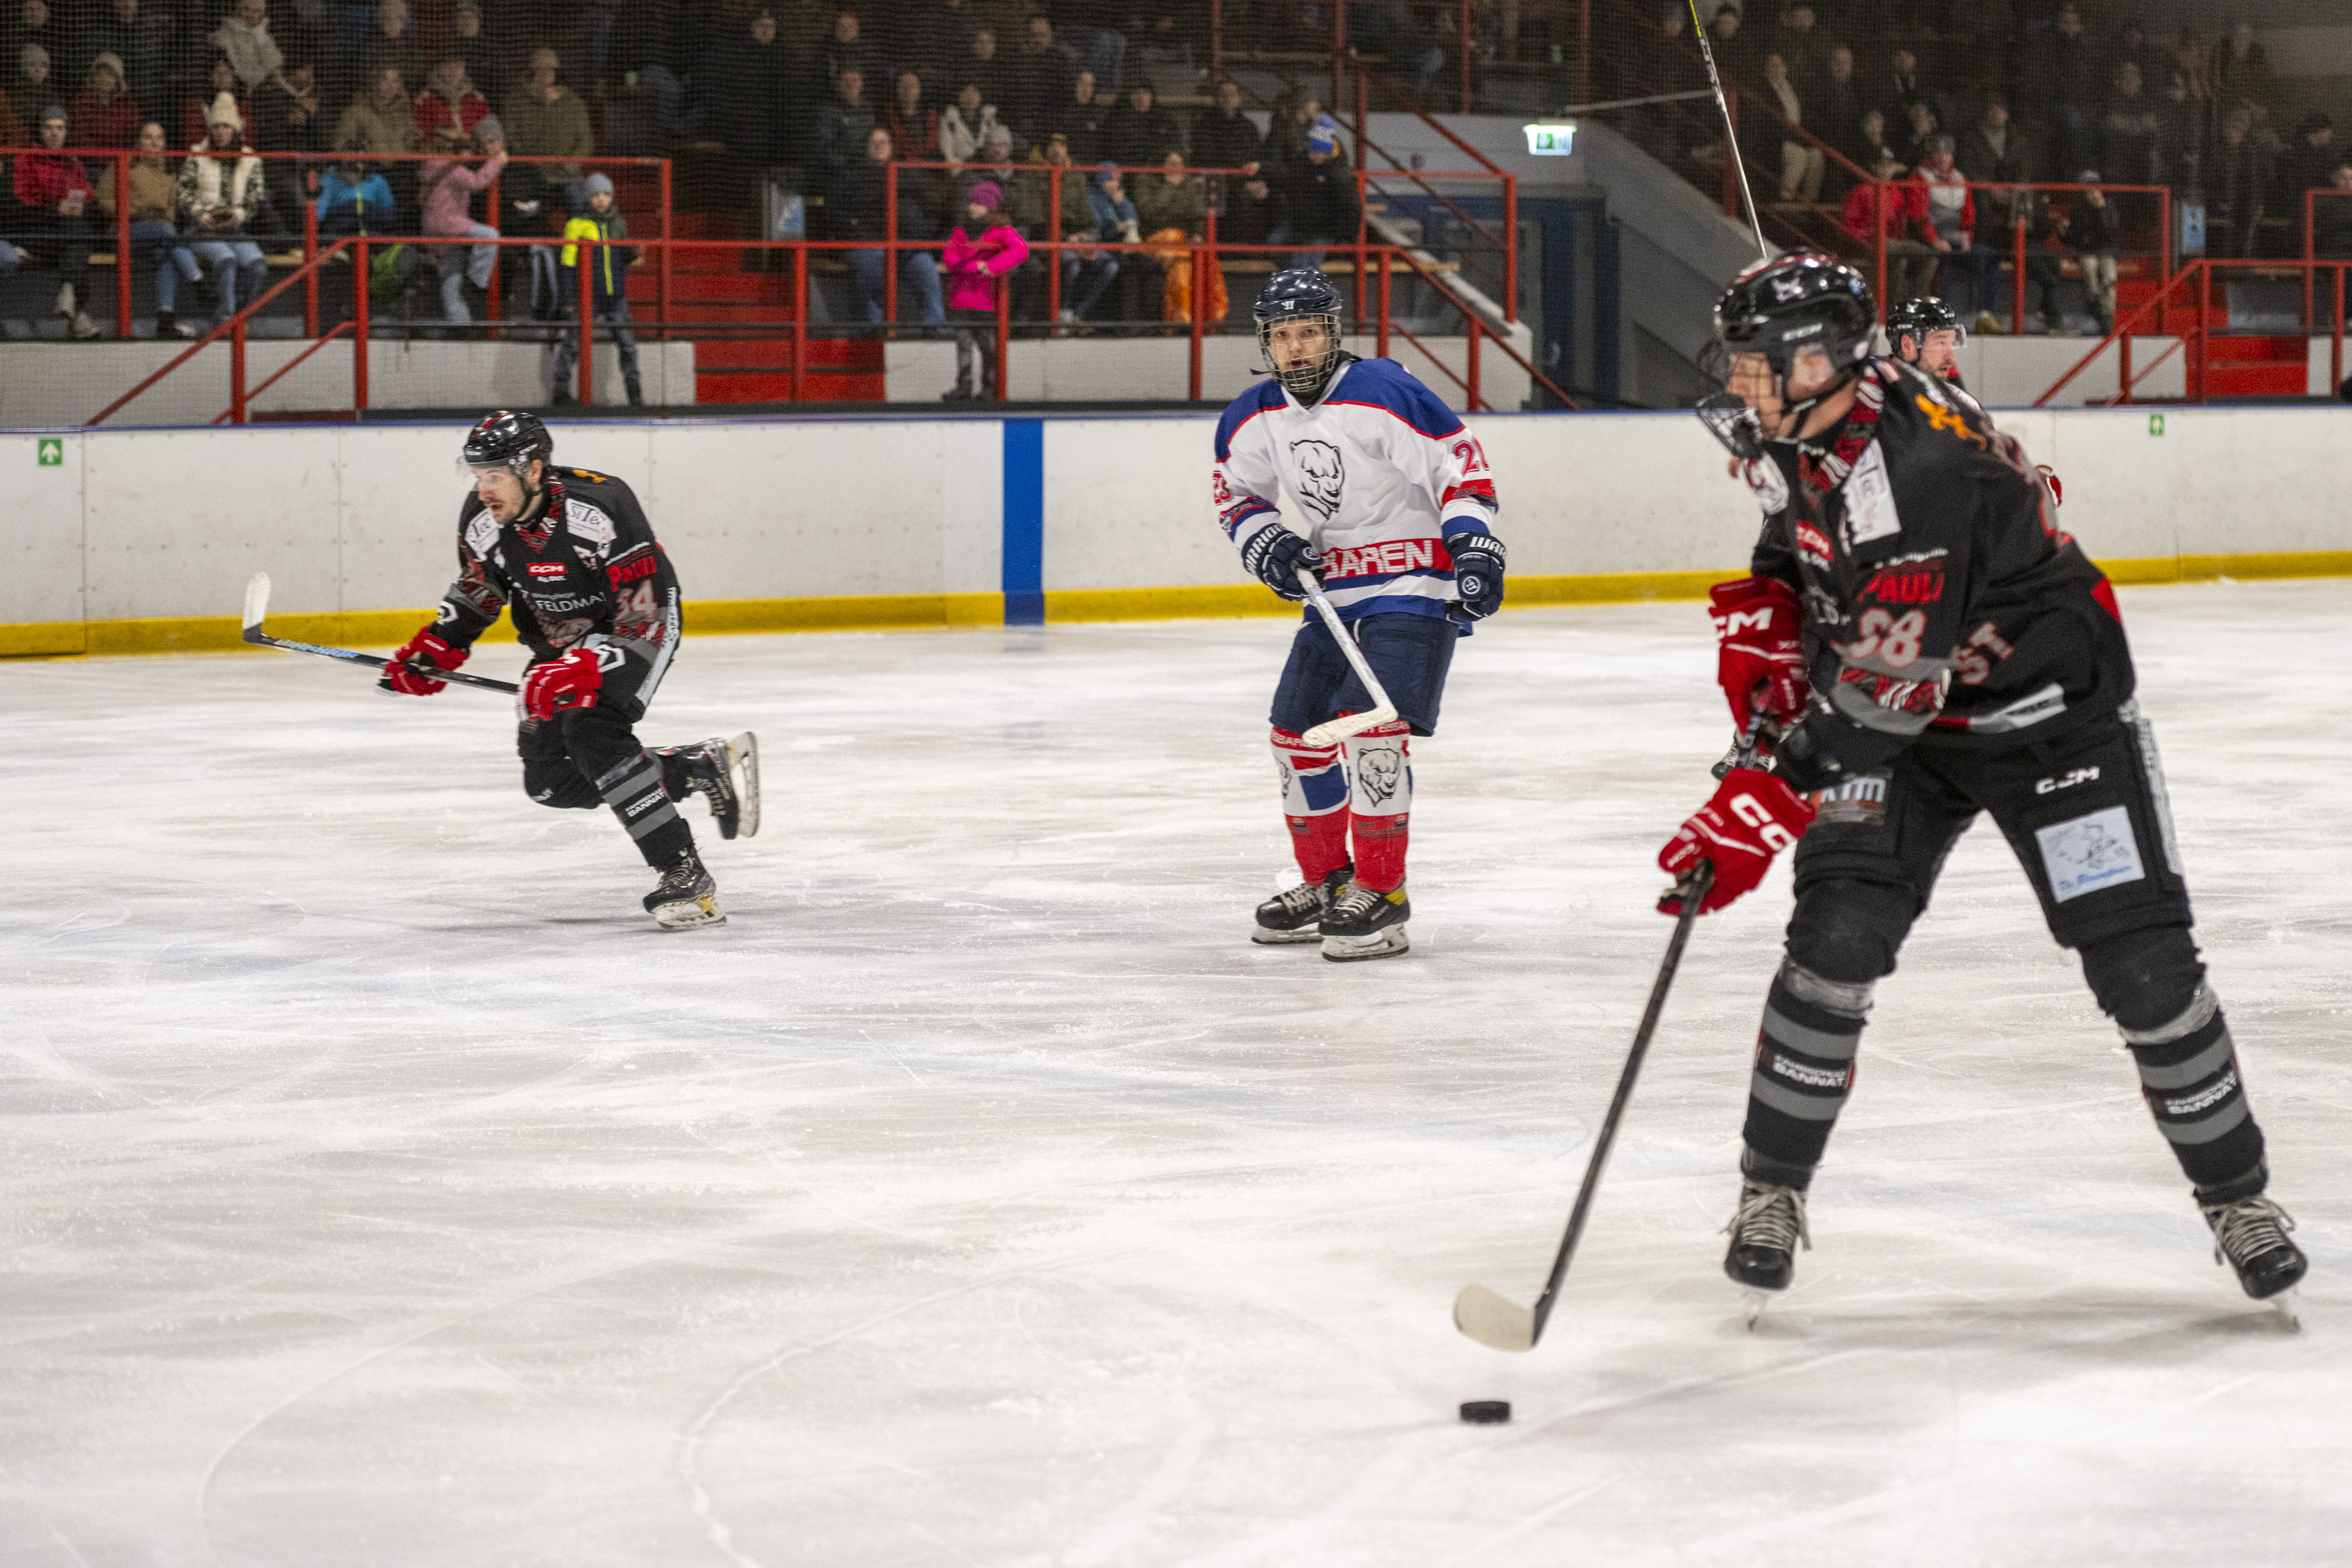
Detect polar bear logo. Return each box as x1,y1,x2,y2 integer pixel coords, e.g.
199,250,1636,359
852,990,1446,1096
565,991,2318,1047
1356,742,1403,806
1291,439,1345,520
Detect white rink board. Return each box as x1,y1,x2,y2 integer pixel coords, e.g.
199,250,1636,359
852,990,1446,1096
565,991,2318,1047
5,583,2350,1563
5,404,2352,631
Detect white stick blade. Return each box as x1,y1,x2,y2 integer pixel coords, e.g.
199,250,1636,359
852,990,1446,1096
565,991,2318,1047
1300,703,1401,750
241,572,272,633
1454,1283,1537,1352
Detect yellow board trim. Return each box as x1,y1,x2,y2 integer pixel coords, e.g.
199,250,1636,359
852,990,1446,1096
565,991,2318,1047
8,552,2350,659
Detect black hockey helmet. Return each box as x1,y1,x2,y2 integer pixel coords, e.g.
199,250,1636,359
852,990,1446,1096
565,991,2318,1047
460,409,553,479
1254,267,1345,401
1711,251,1877,378
1886,295,1965,357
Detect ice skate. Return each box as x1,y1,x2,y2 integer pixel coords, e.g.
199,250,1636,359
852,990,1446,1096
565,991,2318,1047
644,847,724,929
1252,866,1352,945
1724,1179,1809,1305
2201,1193,2307,1308
661,734,760,840
1319,880,1409,962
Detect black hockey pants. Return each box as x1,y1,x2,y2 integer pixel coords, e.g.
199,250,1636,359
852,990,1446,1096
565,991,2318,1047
1741,702,2268,1201
518,706,693,868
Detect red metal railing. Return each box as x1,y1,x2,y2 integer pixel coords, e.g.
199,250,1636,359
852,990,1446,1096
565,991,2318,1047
2035,256,2352,408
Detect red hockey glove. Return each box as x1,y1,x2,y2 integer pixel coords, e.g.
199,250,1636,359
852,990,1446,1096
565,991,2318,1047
1657,768,1816,915
1709,575,1808,728
521,645,604,721
381,626,467,695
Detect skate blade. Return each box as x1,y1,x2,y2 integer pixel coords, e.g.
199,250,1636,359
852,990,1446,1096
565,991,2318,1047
2268,1288,2303,1330
1741,1288,1773,1330
1251,925,1327,945
653,895,727,930
1322,926,1410,963
729,731,760,839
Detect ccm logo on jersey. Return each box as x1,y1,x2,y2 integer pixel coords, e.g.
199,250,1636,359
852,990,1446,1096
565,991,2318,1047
2035,765,2100,795
526,561,568,577
1795,521,1833,566
1323,538,1453,579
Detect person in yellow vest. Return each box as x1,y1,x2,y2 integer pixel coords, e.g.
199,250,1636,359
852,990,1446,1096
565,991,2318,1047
552,171,641,407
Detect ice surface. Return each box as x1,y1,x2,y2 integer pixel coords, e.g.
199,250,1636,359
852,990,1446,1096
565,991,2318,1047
5,582,2350,1566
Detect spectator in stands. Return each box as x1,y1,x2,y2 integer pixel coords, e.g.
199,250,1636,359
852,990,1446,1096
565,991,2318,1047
13,43,45,130
962,29,1010,116
960,124,1028,245
11,104,101,336
1192,78,1261,174
1104,79,1178,169
2206,106,2266,260
1771,2,1824,102
716,13,794,171
448,1,494,100
1036,132,1111,327
415,53,489,143
69,52,140,147
93,0,169,122
314,157,394,234
1816,45,1860,187
1842,150,1933,304
2050,169,2116,334
1008,16,1074,150
2154,69,2204,194
1272,120,1358,270
1050,67,1105,160
2279,112,2339,244
2314,162,2352,323
941,180,1026,397
255,59,321,227
884,69,942,163
938,78,999,163
96,118,202,338
909,0,982,90
1761,53,1819,202
420,117,504,325
1898,100,1940,172
1877,45,1922,120
179,93,274,327
813,67,879,172
553,172,644,405
2098,61,2158,189
334,63,418,156
503,47,593,201
825,125,946,326
1706,6,1755,93
826,9,877,89
1914,135,1988,325
2023,2,2097,179
1055,0,1125,97
1960,96,2036,249
184,57,254,151
211,0,284,94
1261,88,1323,180
9,1,62,81
2209,21,2275,121
348,0,425,111
1087,159,1138,318
1846,106,1894,175
1133,145,1200,234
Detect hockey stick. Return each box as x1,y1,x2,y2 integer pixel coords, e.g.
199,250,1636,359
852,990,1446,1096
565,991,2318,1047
241,572,520,695
1296,564,1401,748
1453,858,1716,1352
1686,0,1771,263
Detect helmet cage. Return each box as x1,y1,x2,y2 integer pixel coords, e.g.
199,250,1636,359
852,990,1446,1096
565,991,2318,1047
1258,311,1343,400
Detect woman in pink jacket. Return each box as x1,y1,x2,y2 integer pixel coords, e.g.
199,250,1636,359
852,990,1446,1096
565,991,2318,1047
419,115,508,326
939,180,1029,401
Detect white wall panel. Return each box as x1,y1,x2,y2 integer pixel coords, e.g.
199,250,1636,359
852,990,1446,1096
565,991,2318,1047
3,434,87,625
81,426,339,622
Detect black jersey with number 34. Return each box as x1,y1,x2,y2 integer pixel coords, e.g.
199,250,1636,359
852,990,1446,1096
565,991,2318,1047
432,466,682,695
1742,358,2135,781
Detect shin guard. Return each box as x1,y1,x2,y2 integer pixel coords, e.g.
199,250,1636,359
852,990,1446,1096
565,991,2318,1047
1740,960,1874,1186
1272,725,1351,881
1345,720,1411,893
2121,983,2267,1191
595,747,693,867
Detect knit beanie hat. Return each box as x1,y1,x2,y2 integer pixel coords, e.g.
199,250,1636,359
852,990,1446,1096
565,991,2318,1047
582,171,615,198
967,180,1002,210
471,112,503,143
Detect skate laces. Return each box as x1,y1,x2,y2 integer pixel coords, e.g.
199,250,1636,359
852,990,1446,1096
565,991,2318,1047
1274,880,1332,916
1726,1182,1812,1254
1330,884,1385,920
2203,1195,2296,1267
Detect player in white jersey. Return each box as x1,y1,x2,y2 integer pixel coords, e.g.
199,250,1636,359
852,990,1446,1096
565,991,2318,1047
1213,269,1507,960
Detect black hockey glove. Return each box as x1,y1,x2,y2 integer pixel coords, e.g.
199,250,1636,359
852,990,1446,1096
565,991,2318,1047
1240,521,1323,601
1449,532,1506,619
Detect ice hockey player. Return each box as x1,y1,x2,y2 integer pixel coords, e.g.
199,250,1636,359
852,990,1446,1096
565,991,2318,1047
1214,268,1505,961
1886,296,1966,388
1671,253,2305,1308
382,411,759,929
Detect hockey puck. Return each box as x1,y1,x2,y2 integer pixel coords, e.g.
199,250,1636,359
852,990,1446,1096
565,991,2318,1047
1458,1399,1512,1425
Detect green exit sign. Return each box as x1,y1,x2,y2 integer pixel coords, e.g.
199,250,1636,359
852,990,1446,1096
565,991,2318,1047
2147,413,2165,436
35,437,61,466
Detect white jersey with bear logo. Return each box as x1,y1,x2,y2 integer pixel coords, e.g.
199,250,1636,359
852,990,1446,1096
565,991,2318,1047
1213,357,1500,622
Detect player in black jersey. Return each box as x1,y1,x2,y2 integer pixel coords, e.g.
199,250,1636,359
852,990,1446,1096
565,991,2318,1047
1669,254,2304,1310
1885,296,1965,387
382,412,760,929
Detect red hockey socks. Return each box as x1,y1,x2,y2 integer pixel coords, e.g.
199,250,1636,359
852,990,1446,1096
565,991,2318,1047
1345,720,1412,892
1272,726,1351,881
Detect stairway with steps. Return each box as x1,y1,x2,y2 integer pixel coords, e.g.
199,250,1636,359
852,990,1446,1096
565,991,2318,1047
2106,272,2311,401
632,213,884,404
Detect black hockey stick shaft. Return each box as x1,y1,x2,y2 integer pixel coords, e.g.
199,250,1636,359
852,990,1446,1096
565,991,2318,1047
243,626,521,694
1524,858,1715,1344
